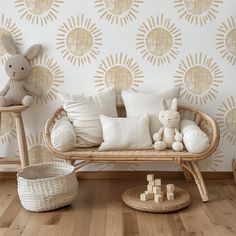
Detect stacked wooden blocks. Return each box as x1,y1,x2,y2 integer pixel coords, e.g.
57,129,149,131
140,174,175,203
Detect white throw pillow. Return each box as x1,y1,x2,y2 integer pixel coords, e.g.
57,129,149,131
51,117,76,152
180,119,209,154
59,88,117,147
122,87,180,137
99,114,152,151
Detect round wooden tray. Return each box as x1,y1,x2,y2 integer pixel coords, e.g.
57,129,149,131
122,185,191,213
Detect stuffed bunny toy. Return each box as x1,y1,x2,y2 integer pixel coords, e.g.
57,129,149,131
0,35,43,107
153,98,183,152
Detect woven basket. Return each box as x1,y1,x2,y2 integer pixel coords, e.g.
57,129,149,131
17,162,78,212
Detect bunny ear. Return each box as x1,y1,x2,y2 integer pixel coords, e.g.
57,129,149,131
170,98,178,111
24,44,41,60
161,98,168,110
1,35,18,55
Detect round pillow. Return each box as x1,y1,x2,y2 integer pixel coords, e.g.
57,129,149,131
180,119,209,154
51,117,76,152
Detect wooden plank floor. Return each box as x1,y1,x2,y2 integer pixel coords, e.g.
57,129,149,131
0,178,236,236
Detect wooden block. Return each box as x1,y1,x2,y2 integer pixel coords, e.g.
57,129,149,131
140,193,147,201
143,191,154,200
154,178,161,186
166,184,175,193
147,184,153,192
153,186,162,194
154,194,163,203
167,192,174,201
146,192,154,200
148,180,155,186
147,174,154,182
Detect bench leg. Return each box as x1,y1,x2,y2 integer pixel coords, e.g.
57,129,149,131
69,160,76,165
181,162,193,182
74,159,92,171
182,161,209,202
191,162,209,202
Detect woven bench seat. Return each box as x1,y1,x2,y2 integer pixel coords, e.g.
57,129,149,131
49,147,206,161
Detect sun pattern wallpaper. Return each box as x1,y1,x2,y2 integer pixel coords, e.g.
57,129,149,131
0,0,235,171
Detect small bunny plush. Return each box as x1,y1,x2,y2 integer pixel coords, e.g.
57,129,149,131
0,35,43,107
153,98,183,152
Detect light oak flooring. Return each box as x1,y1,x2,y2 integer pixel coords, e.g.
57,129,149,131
0,178,236,236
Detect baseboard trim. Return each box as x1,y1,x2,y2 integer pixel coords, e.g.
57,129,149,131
76,171,233,180
0,171,233,180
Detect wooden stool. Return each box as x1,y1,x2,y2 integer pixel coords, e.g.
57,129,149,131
0,106,29,169
233,159,236,184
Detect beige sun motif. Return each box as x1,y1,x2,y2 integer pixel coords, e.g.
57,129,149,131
216,96,236,145
136,14,182,66
25,55,64,105
174,0,223,25
57,15,102,66
216,16,236,65
0,14,22,64
94,0,143,26
198,148,223,171
94,52,144,97
0,113,16,144
174,53,223,105
14,0,64,26
27,132,54,165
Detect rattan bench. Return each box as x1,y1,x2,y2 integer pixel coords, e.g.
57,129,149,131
44,104,220,202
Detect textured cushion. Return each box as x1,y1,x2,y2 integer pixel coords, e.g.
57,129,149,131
51,117,76,152
99,114,152,151
59,88,117,147
122,87,180,136
180,119,209,154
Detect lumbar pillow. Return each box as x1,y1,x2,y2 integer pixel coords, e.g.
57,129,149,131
153,98,183,152
51,116,76,152
122,87,180,137
180,119,209,153
59,88,117,147
99,114,152,151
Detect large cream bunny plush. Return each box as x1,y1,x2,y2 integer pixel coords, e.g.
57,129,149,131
153,98,183,152
0,35,43,107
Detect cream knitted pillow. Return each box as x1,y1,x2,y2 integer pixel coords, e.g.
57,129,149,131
59,88,117,147
180,119,209,153
51,117,76,152
122,87,180,137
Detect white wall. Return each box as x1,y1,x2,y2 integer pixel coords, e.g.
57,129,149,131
0,0,235,171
